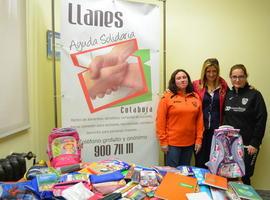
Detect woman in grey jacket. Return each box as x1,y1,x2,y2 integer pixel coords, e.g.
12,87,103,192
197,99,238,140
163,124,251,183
223,64,267,185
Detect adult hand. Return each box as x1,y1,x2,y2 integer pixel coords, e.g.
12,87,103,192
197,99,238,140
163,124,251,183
247,145,258,155
194,144,201,154
161,145,168,153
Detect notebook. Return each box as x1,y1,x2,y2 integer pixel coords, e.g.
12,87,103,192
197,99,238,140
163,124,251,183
199,185,212,199
82,159,129,175
225,184,241,200
203,173,228,190
210,187,230,200
154,172,197,200
229,182,263,200
186,192,212,200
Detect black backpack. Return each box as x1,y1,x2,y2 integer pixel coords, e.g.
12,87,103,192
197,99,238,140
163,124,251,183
0,151,36,181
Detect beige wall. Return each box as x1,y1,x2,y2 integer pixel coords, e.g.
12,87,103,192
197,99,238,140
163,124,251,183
0,0,269,190
0,0,55,162
166,0,270,189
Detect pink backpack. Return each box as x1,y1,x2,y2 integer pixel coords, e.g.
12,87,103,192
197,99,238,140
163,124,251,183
47,128,82,168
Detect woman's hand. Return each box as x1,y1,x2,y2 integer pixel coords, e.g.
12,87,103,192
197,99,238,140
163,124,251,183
194,144,202,154
246,145,258,155
161,145,168,153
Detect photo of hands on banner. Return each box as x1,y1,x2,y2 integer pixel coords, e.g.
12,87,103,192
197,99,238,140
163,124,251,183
71,39,148,113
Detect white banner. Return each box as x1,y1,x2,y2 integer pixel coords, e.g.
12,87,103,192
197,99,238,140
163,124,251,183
61,0,160,166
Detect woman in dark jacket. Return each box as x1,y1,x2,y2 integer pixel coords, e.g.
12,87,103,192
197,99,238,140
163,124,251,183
193,58,228,168
223,64,267,185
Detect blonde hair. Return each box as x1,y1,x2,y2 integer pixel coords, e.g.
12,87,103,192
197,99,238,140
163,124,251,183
199,58,220,89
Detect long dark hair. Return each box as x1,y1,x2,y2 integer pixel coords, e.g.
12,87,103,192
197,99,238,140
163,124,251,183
168,69,194,95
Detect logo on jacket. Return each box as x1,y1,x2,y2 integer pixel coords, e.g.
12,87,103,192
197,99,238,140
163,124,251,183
192,102,198,107
225,106,231,111
242,98,248,105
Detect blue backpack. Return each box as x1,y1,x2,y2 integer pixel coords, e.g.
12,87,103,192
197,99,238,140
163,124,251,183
205,125,245,178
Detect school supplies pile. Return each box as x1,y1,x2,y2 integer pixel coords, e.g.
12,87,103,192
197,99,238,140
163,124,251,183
1,127,264,200
1,159,264,200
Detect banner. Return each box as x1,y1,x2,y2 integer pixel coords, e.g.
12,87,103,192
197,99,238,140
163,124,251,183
61,0,160,166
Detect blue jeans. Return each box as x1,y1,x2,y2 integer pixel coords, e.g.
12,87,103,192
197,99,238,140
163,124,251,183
166,145,194,167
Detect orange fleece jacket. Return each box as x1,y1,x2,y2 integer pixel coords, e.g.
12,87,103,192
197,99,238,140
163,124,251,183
156,91,204,147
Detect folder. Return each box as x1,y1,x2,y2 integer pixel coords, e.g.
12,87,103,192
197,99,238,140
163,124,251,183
154,172,197,200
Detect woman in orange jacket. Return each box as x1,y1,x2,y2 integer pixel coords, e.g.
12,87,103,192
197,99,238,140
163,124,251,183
156,69,204,167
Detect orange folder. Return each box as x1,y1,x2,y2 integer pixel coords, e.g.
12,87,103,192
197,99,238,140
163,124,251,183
154,172,197,200
203,173,228,190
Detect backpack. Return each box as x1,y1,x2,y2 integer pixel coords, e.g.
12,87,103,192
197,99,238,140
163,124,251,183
47,128,82,168
205,125,245,178
0,152,36,181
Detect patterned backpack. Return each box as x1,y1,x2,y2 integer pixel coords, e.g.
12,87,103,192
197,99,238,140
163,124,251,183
205,125,245,178
47,128,82,168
